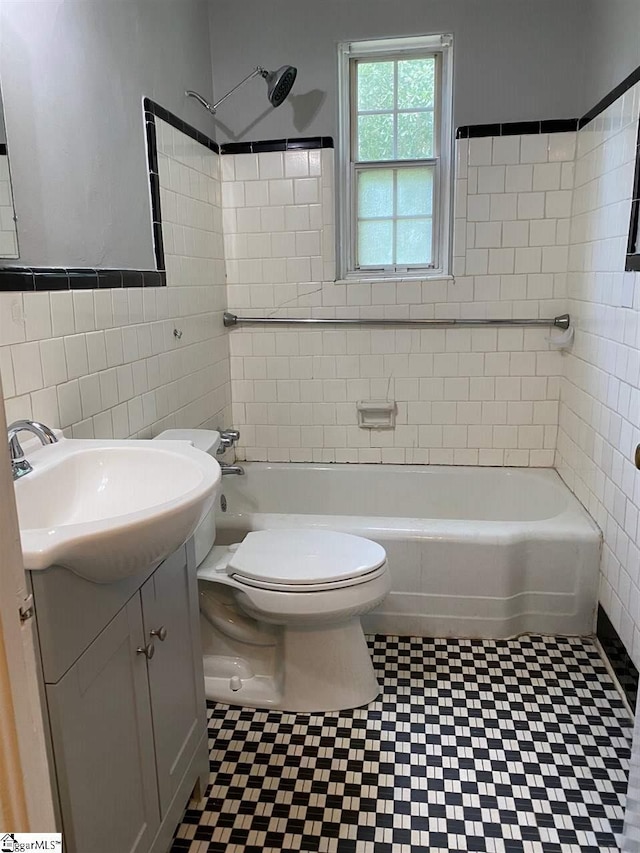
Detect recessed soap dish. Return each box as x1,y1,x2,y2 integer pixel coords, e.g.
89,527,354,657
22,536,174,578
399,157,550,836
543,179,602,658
357,400,396,429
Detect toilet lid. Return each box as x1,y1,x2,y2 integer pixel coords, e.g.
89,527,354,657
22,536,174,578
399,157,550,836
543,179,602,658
227,529,386,586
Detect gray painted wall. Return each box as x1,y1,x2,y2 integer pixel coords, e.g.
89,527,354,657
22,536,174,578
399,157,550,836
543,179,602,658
0,0,216,268
208,0,591,144
583,0,640,111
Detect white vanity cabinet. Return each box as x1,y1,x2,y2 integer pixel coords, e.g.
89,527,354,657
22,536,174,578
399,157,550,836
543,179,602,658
31,541,208,853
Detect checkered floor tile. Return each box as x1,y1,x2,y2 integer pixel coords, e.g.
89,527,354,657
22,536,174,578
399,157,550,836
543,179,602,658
171,635,632,853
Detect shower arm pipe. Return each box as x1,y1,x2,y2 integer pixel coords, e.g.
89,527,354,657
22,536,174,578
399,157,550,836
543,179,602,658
186,67,265,115
223,312,571,330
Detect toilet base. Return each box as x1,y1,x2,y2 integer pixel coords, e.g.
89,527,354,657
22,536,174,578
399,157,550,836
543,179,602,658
204,666,283,707
203,618,380,712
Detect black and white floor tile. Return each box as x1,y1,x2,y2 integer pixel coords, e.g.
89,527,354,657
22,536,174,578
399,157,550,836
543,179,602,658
172,636,632,853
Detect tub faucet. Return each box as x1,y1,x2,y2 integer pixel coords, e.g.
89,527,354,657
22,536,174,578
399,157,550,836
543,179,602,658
8,419,58,480
217,428,241,454
220,462,245,476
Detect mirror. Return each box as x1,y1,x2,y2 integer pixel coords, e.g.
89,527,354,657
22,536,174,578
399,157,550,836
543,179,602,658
0,83,18,258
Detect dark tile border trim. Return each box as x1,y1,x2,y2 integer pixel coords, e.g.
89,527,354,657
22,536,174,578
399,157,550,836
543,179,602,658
0,143,7,156
220,137,334,155
580,63,640,129
457,61,640,140
0,267,165,292
597,604,638,711
0,98,219,290
456,119,579,139
143,98,221,272
626,117,640,271
143,98,220,155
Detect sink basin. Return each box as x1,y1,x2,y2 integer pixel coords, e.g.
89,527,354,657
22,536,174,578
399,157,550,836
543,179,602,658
14,438,221,582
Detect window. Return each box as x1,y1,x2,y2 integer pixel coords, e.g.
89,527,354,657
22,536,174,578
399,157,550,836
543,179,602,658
337,34,453,280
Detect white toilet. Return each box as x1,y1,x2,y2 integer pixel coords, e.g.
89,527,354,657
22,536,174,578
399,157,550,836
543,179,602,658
154,428,391,712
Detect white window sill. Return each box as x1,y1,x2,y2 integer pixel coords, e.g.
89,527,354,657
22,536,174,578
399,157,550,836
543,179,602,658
334,274,454,285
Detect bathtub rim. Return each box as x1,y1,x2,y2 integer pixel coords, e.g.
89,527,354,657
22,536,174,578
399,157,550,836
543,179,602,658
216,462,602,543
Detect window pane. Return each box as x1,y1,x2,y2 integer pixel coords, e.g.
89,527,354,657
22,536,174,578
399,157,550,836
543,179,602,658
397,167,433,216
397,58,435,109
357,61,394,111
357,114,394,161
397,112,434,159
358,220,393,266
396,218,433,265
358,169,394,218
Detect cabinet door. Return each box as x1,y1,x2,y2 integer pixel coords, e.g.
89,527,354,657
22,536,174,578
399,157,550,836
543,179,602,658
46,598,160,853
141,543,206,817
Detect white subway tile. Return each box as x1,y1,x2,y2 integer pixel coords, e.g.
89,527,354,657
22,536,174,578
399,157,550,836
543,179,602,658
284,150,310,177
245,180,269,207
475,222,502,248
50,291,75,337
73,291,96,332
79,373,102,418
268,179,294,206
294,178,319,205
477,165,505,194
532,163,562,191
57,380,82,427
466,195,490,221
545,190,573,218
489,193,517,221
492,136,520,165
30,386,60,428
548,132,576,163
517,192,545,220
520,134,549,163
468,138,493,166
488,248,515,275
11,341,43,395
505,164,533,193
234,154,259,181
24,293,53,341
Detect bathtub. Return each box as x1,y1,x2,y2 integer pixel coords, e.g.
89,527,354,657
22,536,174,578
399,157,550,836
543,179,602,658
215,463,602,639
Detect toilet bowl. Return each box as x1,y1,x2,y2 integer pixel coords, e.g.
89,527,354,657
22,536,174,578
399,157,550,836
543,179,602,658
154,429,390,711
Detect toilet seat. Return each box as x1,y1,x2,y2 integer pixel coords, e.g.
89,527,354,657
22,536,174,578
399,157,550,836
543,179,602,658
231,564,387,593
226,529,387,590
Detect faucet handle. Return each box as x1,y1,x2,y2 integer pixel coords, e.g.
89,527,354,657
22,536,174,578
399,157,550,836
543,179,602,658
219,429,240,442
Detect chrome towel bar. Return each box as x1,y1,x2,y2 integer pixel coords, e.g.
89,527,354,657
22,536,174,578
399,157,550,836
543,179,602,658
223,311,571,330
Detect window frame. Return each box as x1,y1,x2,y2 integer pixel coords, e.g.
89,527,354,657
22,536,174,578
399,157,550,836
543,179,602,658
337,34,454,282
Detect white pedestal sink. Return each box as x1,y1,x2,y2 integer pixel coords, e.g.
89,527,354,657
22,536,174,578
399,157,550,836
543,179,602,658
13,437,221,582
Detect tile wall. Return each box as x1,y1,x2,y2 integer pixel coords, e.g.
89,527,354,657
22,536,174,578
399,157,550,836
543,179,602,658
223,136,574,464
0,120,230,439
4,95,640,667
555,82,640,667
0,154,17,257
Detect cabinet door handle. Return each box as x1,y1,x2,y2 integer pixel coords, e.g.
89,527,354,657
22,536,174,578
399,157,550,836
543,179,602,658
136,642,155,660
150,626,167,641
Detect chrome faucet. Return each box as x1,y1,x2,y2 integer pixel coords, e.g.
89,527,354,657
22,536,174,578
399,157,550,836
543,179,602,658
8,419,58,480
217,428,241,454
220,462,245,476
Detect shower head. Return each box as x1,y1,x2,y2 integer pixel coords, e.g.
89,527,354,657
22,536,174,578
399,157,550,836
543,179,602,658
260,65,297,108
186,64,297,116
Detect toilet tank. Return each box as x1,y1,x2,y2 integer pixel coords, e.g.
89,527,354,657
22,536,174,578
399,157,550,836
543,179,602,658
154,429,221,567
